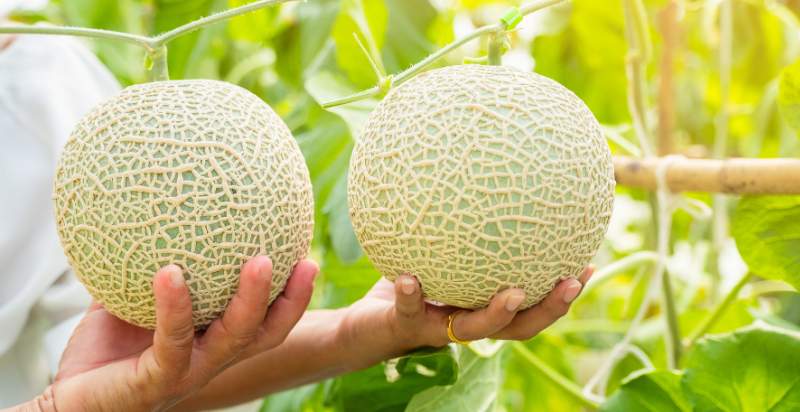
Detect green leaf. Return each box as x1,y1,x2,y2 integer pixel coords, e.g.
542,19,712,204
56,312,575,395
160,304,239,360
601,370,691,412
325,347,458,412
682,323,800,412
406,346,501,412
382,0,436,73
261,383,329,412
227,0,281,42
532,0,629,124
320,252,380,308
153,0,226,79
332,0,388,88
502,336,579,411
323,172,363,264
732,196,800,291
59,0,145,84
778,59,800,134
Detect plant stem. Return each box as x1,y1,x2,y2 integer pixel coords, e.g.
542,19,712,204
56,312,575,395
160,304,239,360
395,25,499,83
150,0,294,46
512,342,602,409
321,0,568,108
655,183,681,368
488,32,504,65
623,0,681,368
0,24,153,49
709,0,733,301
148,45,170,82
321,25,497,107
685,272,753,348
0,0,296,83
582,251,659,294
623,0,654,157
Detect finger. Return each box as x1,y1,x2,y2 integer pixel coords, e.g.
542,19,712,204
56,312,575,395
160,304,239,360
87,300,104,312
151,264,195,377
446,288,526,342
491,278,582,340
579,265,595,285
198,256,272,364
253,259,318,351
394,275,425,320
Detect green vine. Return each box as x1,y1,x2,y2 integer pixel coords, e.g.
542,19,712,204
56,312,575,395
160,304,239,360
321,0,568,108
685,272,753,348
512,342,602,409
0,0,295,81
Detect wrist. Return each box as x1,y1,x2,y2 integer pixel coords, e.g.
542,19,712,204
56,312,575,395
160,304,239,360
336,304,421,371
49,375,159,412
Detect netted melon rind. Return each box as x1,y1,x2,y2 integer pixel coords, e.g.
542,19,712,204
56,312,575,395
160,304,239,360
54,80,314,329
348,64,614,310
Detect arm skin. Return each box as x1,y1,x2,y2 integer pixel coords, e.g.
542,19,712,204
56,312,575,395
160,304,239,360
173,309,371,411
174,267,594,411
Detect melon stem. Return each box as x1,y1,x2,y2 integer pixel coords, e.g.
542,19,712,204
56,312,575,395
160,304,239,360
487,32,504,66
148,45,170,82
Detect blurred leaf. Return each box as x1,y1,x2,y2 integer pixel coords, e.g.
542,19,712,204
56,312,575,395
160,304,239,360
325,347,458,412
296,116,351,204
320,252,380,308
305,71,378,138
59,0,144,83
323,172,363,263
601,370,690,412
270,0,339,87
682,323,800,412
406,346,501,412
382,0,436,73
332,0,388,88
153,0,226,79
532,0,629,123
502,335,579,410
732,196,800,291
227,0,280,41
779,59,800,135
297,0,340,73
261,383,329,412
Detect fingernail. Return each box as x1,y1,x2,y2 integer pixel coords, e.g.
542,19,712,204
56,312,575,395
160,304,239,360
259,258,272,279
400,277,416,295
505,291,525,312
169,266,185,288
563,280,582,304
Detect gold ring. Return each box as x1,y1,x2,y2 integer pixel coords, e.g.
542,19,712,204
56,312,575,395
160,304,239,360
447,311,471,345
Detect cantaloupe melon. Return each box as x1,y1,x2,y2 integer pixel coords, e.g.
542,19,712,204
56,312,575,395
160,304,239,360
53,80,314,329
348,64,614,310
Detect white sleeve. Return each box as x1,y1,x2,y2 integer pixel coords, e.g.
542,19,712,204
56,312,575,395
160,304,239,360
0,32,120,355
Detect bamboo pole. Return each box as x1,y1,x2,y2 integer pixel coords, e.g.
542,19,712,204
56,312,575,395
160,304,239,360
614,156,800,194
657,0,678,156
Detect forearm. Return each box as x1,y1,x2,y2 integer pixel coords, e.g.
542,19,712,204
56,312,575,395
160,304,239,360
173,306,410,412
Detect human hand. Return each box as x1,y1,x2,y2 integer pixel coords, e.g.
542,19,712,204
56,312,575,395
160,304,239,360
339,267,593,366
35,256,317,412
